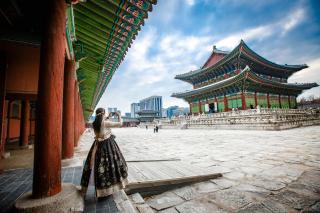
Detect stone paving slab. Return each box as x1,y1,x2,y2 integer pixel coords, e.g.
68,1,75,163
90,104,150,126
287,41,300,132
0,167,118,213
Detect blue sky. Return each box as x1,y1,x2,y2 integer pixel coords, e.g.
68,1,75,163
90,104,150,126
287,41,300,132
96,0,320,114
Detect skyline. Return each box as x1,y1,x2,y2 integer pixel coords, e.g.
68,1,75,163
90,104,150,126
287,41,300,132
95,0,320,113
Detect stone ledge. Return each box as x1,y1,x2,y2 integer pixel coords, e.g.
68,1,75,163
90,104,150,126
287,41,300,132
14,183,84,213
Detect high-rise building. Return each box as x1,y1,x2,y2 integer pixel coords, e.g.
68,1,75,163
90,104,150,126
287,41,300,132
139,96,162,117
108,107,117,113
130,103,140,118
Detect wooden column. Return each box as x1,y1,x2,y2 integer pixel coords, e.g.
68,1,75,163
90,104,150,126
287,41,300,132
6,101,12,143
241,92,246,110
224,95,228,112
198,100,202,114
278,94,282,108
62,59,75,159
74,81,78,147
189,103,192,114
267,93,270,108
288,95,291,108
254,92,257,108
20,100,30,147
0,53,7,155
33,0,66,198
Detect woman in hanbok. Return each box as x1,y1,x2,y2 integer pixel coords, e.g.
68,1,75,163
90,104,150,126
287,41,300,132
80,108,128,198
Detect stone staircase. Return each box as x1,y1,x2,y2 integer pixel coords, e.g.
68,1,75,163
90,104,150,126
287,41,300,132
113,190,155,213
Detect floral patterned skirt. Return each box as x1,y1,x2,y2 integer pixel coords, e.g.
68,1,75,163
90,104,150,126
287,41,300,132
80,135,128,198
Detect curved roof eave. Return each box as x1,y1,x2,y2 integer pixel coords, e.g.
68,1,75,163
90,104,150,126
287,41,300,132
175,40,308,81
172,65,318,98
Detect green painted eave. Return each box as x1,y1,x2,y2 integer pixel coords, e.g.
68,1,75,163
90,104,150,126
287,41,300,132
72,0,157,119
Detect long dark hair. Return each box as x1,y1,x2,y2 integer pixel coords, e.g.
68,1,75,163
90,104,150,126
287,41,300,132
93,108,105,133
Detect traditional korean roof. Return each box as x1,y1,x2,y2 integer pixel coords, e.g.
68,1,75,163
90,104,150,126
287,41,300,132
172,66,318,99
70,0,157,118
175,40,308,84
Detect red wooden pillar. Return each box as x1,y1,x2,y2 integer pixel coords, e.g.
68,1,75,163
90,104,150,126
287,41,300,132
62,59,75,159
74,82,78,147
189,103,192,114
278,94,282,108
241,92,246,110
33,0,66,198
254,92,257,108
198,100,202,114
288,95,291,108
0,53,7,155
224,95,228,112
20,100,30,147
267,93,270,108
6,101,12,143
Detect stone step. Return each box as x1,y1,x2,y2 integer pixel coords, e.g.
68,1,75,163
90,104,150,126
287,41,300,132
112,190,138,213
128,193,155,213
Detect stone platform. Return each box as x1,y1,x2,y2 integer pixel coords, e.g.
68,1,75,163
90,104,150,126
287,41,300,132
158,109,320,130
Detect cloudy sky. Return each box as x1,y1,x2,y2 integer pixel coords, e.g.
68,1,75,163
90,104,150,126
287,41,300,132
96,0,320,114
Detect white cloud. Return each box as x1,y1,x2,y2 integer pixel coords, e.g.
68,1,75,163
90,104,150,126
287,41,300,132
215,7,306,49
96,28,215,113
289,57,320,100
281,8,305,36
185,0,195,6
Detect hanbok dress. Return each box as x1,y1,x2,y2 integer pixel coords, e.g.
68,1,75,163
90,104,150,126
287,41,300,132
80,119,128,197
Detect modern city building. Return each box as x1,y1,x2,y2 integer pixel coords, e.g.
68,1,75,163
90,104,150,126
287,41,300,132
107,107,117,113
139,95,162,117
172,40,318,114
124,112,131,118
130,103,140,118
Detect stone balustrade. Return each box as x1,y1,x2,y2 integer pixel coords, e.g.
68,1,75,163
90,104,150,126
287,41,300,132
156,109,320,130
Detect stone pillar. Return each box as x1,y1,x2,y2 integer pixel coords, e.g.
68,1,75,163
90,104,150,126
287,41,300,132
224,95,228,112
20,100,30,147
33,0,66,198
0,53,7,155
278,94,282,109
241,92,246,110
267,93,270,108
62,59,75,159
254,92,257,108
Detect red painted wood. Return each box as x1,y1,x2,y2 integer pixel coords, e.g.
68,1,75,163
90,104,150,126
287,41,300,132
20,100,30,147
6,101,11,143
198,101,202,114
33,0,66,198
224,95,228,112
254,92,257,107
267,93,270,108
241,92,246,110
62,59,75,159
0,53,7,155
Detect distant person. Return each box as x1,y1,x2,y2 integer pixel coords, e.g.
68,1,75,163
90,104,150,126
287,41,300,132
156,125,159,133
80,108,127,199
146,125,148,130
153,124,156,133
250,104,254,109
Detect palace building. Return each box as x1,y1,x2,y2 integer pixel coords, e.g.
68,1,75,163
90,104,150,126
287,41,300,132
172,40,318,114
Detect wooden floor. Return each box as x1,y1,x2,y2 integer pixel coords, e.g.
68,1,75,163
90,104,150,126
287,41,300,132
126,160,222,195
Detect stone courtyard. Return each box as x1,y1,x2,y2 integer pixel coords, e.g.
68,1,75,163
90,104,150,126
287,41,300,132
113,126,320,212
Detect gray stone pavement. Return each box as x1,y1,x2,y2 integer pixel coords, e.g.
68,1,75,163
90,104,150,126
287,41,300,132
0,167,118,213
109,126,320,212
